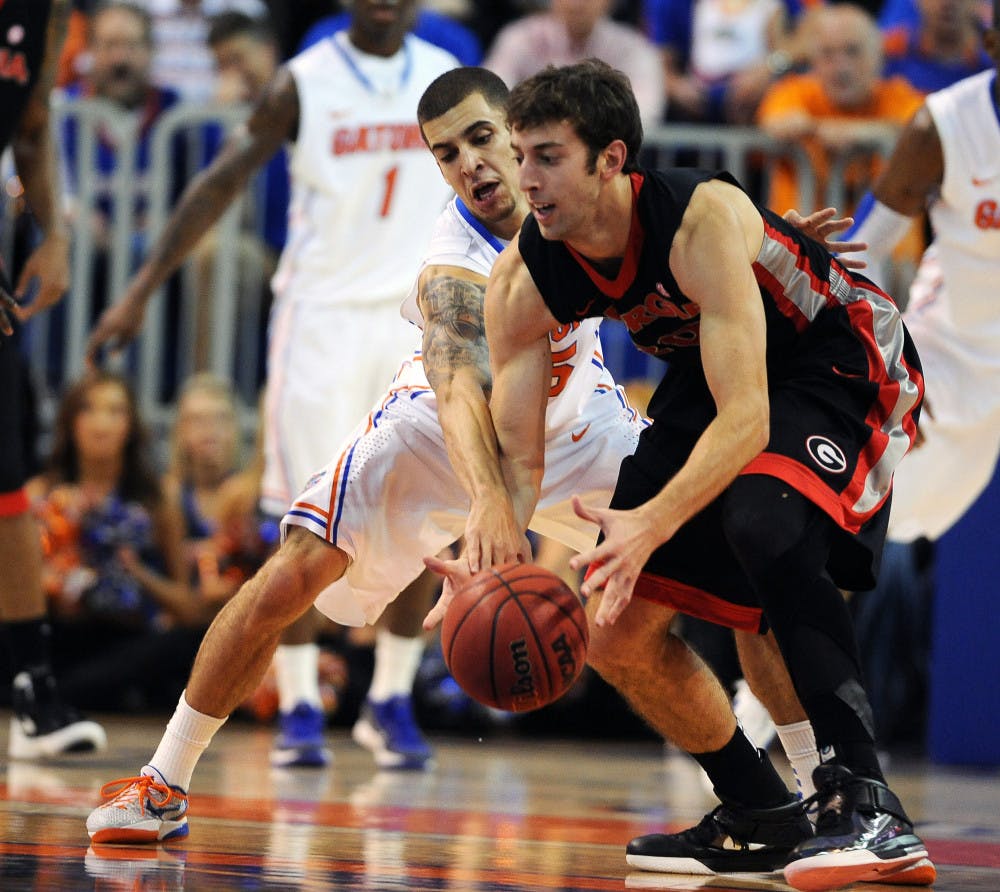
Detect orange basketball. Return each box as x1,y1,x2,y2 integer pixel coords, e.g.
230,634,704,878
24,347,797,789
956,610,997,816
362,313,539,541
440,562,589,712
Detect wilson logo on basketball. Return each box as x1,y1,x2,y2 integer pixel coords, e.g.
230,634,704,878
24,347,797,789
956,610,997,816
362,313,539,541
806,435,847,473
551,633,578,683
509,638,536,702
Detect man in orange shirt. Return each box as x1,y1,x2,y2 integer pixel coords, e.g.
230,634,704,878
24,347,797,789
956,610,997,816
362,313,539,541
757,3,923,215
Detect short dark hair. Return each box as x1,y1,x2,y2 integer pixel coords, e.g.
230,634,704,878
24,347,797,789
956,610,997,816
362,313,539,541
417,66,510,128
207,11,276,48
505,59,643,174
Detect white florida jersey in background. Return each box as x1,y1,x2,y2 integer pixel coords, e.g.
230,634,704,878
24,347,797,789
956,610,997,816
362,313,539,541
272,32,457,306
918,69,1000,339
886,70,1000,543
402,196,609,432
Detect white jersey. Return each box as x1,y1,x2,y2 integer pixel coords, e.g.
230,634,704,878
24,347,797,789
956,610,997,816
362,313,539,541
271,32,457,307
887,70,1000,543
402,196,607,431
919,70,1000,341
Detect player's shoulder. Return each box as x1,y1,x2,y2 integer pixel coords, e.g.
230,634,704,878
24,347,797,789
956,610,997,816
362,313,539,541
428,199,477,250
929,68,995,106
285,37,338,85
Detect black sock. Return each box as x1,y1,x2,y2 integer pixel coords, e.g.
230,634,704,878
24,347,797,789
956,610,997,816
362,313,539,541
3,617,52,681
692,728,791,807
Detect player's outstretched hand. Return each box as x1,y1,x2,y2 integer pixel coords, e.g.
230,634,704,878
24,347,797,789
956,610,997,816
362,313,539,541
85,290,147,368
568,496,661,628
422,554,476,630
463,498,532,574
783,207,867,269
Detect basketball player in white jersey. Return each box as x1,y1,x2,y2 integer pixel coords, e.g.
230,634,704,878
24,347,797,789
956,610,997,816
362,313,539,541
845,16,1000,544
86,64,862,847
86,0,458,769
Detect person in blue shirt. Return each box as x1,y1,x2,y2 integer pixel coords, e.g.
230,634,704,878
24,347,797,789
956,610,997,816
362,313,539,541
882,0,992,94
298,4,481,63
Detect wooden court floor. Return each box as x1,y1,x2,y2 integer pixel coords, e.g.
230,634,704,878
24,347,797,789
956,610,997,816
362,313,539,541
2,713,999,891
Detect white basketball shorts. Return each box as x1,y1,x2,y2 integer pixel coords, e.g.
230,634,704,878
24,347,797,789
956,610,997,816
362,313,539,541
281,354,646,626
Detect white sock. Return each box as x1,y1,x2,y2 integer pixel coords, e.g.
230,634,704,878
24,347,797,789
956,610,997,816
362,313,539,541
146,691,227,792
776,720,820,800
274,643,323,712
367,629,424,702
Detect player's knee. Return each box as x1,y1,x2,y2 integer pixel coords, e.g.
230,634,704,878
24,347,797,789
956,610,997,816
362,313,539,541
721,477,829,587
243,530,347,630
585,599,670,682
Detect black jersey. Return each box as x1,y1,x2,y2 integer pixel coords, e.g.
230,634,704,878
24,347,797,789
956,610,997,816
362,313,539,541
0,0,52,155
518,167,861,373
518,166,924,535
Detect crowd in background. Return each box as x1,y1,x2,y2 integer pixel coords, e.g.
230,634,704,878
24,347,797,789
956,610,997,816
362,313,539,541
5,0,995,749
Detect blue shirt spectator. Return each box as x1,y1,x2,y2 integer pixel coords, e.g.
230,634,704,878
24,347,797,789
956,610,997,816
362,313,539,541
883,25,992,94
298,8,482,64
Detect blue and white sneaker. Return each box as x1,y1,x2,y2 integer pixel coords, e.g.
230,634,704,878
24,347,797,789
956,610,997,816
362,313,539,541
270,702,331,768
352,695,433,770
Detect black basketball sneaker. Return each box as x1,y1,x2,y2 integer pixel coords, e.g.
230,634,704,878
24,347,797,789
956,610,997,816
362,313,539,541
626,795,813,874
783,764,930,890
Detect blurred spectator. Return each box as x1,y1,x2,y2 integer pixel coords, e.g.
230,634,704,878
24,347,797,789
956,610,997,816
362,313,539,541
30,371,194,627
163,373,272,605
138,0,268,102
297,3,482,64
60,1,185,259
55,1,195,391
486,0,664,128
883,0,992,94
642,0,805,124
757,4,924,215
29,371,200,710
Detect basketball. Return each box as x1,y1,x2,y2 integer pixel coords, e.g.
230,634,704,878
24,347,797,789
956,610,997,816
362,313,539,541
440,562,589,713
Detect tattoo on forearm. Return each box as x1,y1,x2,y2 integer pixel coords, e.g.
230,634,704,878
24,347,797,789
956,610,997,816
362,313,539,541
422,275,492,393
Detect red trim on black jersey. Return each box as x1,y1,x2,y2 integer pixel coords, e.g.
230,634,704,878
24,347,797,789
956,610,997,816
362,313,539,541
566,172,646,299
632,571,765,632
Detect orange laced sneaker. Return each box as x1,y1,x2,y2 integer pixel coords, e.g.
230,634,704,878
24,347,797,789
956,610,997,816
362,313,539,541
86,773,189,844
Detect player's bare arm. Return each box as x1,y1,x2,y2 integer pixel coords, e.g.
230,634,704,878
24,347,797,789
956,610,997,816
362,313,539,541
3,0,71,331
571,181,769,625
419,265,523,559
871,105,943,216
486,242,556,538
85,67,300,360
425,243,555,629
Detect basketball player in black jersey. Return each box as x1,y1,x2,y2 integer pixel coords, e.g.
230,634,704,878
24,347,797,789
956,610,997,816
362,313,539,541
0,0,107,759
446,60,930,891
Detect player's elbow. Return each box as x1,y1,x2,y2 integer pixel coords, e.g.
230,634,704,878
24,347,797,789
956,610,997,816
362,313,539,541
742,396,770,457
